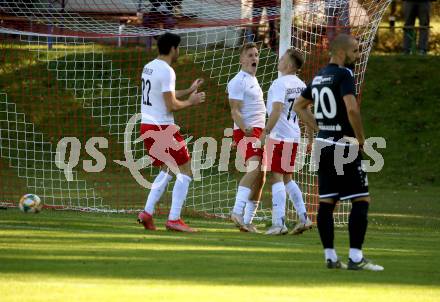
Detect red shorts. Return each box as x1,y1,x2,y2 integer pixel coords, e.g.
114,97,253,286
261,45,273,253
233,127,264,162
263,138,298,174
140,124,190,167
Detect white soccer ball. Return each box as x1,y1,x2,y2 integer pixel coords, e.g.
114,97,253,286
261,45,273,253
19,194,42,213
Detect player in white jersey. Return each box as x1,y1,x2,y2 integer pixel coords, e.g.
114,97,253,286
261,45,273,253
137,32,205,233
260,49,313,235
228,43,266,233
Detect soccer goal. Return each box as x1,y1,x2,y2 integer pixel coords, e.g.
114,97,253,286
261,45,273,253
0,0,390,224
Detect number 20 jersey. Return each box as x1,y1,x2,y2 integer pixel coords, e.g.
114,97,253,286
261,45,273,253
301,63,356,141
267,74,306,143
141,59,175,125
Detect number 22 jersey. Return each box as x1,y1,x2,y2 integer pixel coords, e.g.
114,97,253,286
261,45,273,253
141,58,176,125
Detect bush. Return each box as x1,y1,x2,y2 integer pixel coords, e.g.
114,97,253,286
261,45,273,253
374,28,440,55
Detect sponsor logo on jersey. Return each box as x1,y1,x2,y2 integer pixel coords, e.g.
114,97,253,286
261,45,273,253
142,67,153,75
286,87,304,94
312,75,334,85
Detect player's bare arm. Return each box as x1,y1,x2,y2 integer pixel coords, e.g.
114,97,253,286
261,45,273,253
294,96,318,132
229,99,252,136
175,78,204,98
260,102,283,146
305,123,315,152
164,90,206,112
343,94,365,146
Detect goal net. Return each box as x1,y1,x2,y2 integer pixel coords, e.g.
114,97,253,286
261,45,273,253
0,0,390,224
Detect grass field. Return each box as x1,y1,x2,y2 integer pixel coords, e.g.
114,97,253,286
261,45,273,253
1,34,440,301
1,187,440,302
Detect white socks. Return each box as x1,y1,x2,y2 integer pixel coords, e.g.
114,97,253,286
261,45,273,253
285,180,308,223
349,248,363,263
272,182,286,226
169,173,192,221
144,171,173,215
325,249,363,263
234,186,257,225
233,186,251,215
244,200,258,225
324,248,338,262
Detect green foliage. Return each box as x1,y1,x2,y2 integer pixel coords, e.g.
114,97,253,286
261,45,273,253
374,1,440,54
374,28,440,54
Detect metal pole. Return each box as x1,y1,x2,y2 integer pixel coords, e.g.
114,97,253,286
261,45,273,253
279,0,293,77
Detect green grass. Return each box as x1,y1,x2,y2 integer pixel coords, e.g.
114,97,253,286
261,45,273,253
362,55,440,188
1,186,439,302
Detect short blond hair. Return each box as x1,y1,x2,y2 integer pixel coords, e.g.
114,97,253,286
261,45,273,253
285,49,304,70
239,42,258,55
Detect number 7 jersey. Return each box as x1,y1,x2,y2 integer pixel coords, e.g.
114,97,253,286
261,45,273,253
141,58,176,125
267,74,306,143
301,63,356,141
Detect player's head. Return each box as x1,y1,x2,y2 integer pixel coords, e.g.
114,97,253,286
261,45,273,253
239,42,259,75
157,32,181,63
278,49,304,74
329,34,360,67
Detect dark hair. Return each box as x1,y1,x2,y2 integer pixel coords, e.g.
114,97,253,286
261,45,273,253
157,32,181,55
285,49,304,70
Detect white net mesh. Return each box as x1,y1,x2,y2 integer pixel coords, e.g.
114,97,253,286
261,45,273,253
0,0,390,224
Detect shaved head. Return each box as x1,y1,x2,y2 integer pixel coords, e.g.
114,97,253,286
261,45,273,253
330,34,357,54
329,34,360,68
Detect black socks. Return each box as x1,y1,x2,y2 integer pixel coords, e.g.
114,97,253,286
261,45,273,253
317,202,336,249
349,201,369,249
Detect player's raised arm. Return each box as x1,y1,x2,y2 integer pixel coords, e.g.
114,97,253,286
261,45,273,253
294,95,318,132
175,78,204,98
163,90,205,112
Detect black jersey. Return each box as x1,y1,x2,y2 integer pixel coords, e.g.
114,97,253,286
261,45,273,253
301,63,356,141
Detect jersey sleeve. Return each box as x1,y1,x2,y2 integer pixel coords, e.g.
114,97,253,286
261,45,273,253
227,78,245,101
340,69,356,97
161,67,176,93
301,82,313,100
268,80,284,104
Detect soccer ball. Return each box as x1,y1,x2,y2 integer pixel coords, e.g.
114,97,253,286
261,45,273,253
19,194,42,213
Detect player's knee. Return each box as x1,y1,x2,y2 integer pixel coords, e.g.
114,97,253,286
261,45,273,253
178,161,192,178
352,196,370,203
317,202,336,221
350,200,369,221
248,163,262,179
318,202,336,212
319,198,336,205
282,173,292,184
269,173,283,185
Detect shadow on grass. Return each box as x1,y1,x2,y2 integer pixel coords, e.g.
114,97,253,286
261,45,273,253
1,209,439,287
